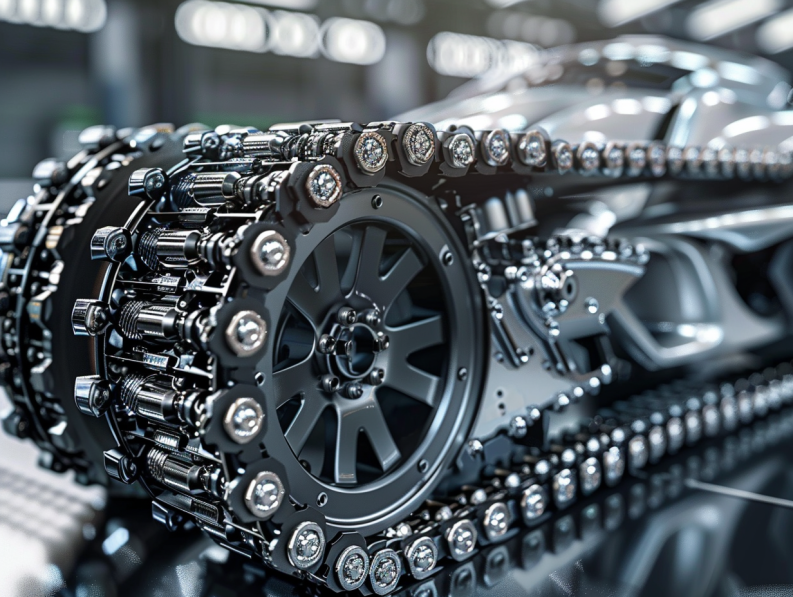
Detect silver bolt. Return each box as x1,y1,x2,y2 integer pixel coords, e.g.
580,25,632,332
318,334,337,354
225,310,267,356
287,521,325,570
244,471,284,519
446,520,477,561
552,469,577,508
395,522,412,537
223,397,264,444
369,549,401,595
322,375,340,393
603,446,625,487
628,435,649,469
306,163,342,208
483,502,510,541
585,297,599,314
579,456,602,496
369,368,385,386
520,484,547,523
470,488,488,505
467,439,483,457
364,310,382,327
336,546,369,591
337,307,357,325
434,505,453,522
250,230,290,277
405,536,437,579
504,473,521,489
510,416,528,438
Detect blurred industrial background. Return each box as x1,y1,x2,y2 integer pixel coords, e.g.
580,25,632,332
4,0,793,196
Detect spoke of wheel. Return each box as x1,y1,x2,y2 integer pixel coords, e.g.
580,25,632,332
287,236,342,323
383,359,440,407
273,358,315,408
355,227,424,308
287,273,325,323
387,315,444,359
334,392,402,484
314,235,341,305
285,389,327,456
377,248,423,308
356,226,387,285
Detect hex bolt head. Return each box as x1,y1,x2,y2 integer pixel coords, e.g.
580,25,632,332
483,502,511,541
250,230,290,277
244,471,285,519
369,549,402,595
223,397,264,444
225,310,267,356
405,536,438,579
287,521,325,570
336,546,369,591
446,520,477,561
520,484,548,523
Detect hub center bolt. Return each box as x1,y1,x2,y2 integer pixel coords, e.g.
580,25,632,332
337,306,358,325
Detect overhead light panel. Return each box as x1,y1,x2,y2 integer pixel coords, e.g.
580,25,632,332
427,32,537,78
0,0,106,32
756,8,793,54
321,17,386,65
175,0,270,52
687,0,782,40
175,0,386,64
598,0,684,28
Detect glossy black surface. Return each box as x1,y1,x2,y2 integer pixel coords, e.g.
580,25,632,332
60,414,793,597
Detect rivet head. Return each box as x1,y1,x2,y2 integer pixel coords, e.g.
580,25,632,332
403,123,435,166
354,131,389,174
369,549,401,594
520,484,547,523
405,536,437,578
446,519,477,561
288,521,325,570
483,502,511,541
225,310,267,356
250,230,290,276
223,397,264,444
244,471,284,519
306,164,342,207
336,545,369,591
